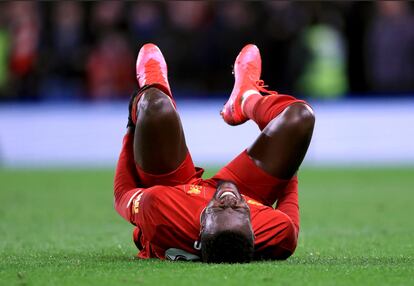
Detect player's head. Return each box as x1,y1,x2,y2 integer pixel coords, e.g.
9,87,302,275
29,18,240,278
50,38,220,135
200,181,254,263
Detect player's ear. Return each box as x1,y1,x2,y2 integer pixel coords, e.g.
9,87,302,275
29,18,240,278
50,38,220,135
198,207,207,239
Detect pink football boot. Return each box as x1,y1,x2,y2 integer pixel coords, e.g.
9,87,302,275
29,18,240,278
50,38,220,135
130,43,176,124
221,44,262,125
136,43,172,95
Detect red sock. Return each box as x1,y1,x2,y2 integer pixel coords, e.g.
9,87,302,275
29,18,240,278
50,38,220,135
243,94,306,130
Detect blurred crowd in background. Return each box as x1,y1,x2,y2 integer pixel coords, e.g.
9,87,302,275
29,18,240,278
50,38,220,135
0,1,413,102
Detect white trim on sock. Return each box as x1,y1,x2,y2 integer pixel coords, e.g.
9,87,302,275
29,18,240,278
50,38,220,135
241,89,260,115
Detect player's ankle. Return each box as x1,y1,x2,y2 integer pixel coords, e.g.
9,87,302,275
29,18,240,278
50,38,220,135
241,90,261,119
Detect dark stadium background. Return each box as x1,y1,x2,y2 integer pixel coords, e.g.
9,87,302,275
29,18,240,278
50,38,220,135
1,1,414,102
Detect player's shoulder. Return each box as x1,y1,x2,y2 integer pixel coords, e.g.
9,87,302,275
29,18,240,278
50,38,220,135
141,185,177,198
144,184,207,195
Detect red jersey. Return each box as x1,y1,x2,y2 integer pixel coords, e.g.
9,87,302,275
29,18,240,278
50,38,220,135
114,133,299,260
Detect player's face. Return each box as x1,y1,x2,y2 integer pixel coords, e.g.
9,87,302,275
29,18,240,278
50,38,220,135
201,181,253,237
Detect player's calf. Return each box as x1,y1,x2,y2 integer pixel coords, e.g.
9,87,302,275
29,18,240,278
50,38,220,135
248,102,315,179
133,87,187,175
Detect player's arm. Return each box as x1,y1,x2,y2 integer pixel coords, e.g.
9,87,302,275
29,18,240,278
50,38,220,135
275,177,299,234
113,127,142,224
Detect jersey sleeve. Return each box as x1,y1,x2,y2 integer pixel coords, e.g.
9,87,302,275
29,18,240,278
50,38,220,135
113,130,142,224
275,176,299,233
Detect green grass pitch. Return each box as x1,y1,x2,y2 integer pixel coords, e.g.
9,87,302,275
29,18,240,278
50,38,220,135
1,167,413,285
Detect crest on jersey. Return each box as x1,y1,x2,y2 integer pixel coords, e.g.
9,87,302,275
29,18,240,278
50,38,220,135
187,185,202,195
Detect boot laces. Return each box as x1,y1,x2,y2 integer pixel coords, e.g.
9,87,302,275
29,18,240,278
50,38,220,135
138,59,165,86
254,80,278,95
231,64,278,96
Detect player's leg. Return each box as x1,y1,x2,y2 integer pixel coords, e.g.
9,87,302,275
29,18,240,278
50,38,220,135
130,44,198,187
134,87,187,174
214,44,315,206
219,43,314,182
215,44,313,260
221,44,314,178
214,98,313,205
246,100,314,179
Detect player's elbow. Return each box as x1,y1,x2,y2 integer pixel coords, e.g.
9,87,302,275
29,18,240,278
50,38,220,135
274,219,298,260
257,215,298,260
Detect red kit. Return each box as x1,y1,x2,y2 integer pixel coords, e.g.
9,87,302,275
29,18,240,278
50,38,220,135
114,94,305,260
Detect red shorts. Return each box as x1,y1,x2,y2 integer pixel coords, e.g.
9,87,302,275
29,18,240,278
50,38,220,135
136,149,290,207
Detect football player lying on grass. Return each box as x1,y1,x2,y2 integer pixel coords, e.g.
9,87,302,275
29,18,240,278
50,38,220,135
114,43,315,263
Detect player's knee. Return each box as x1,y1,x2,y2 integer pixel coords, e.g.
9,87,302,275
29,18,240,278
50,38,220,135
137,88,176,120
281,103,315,138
